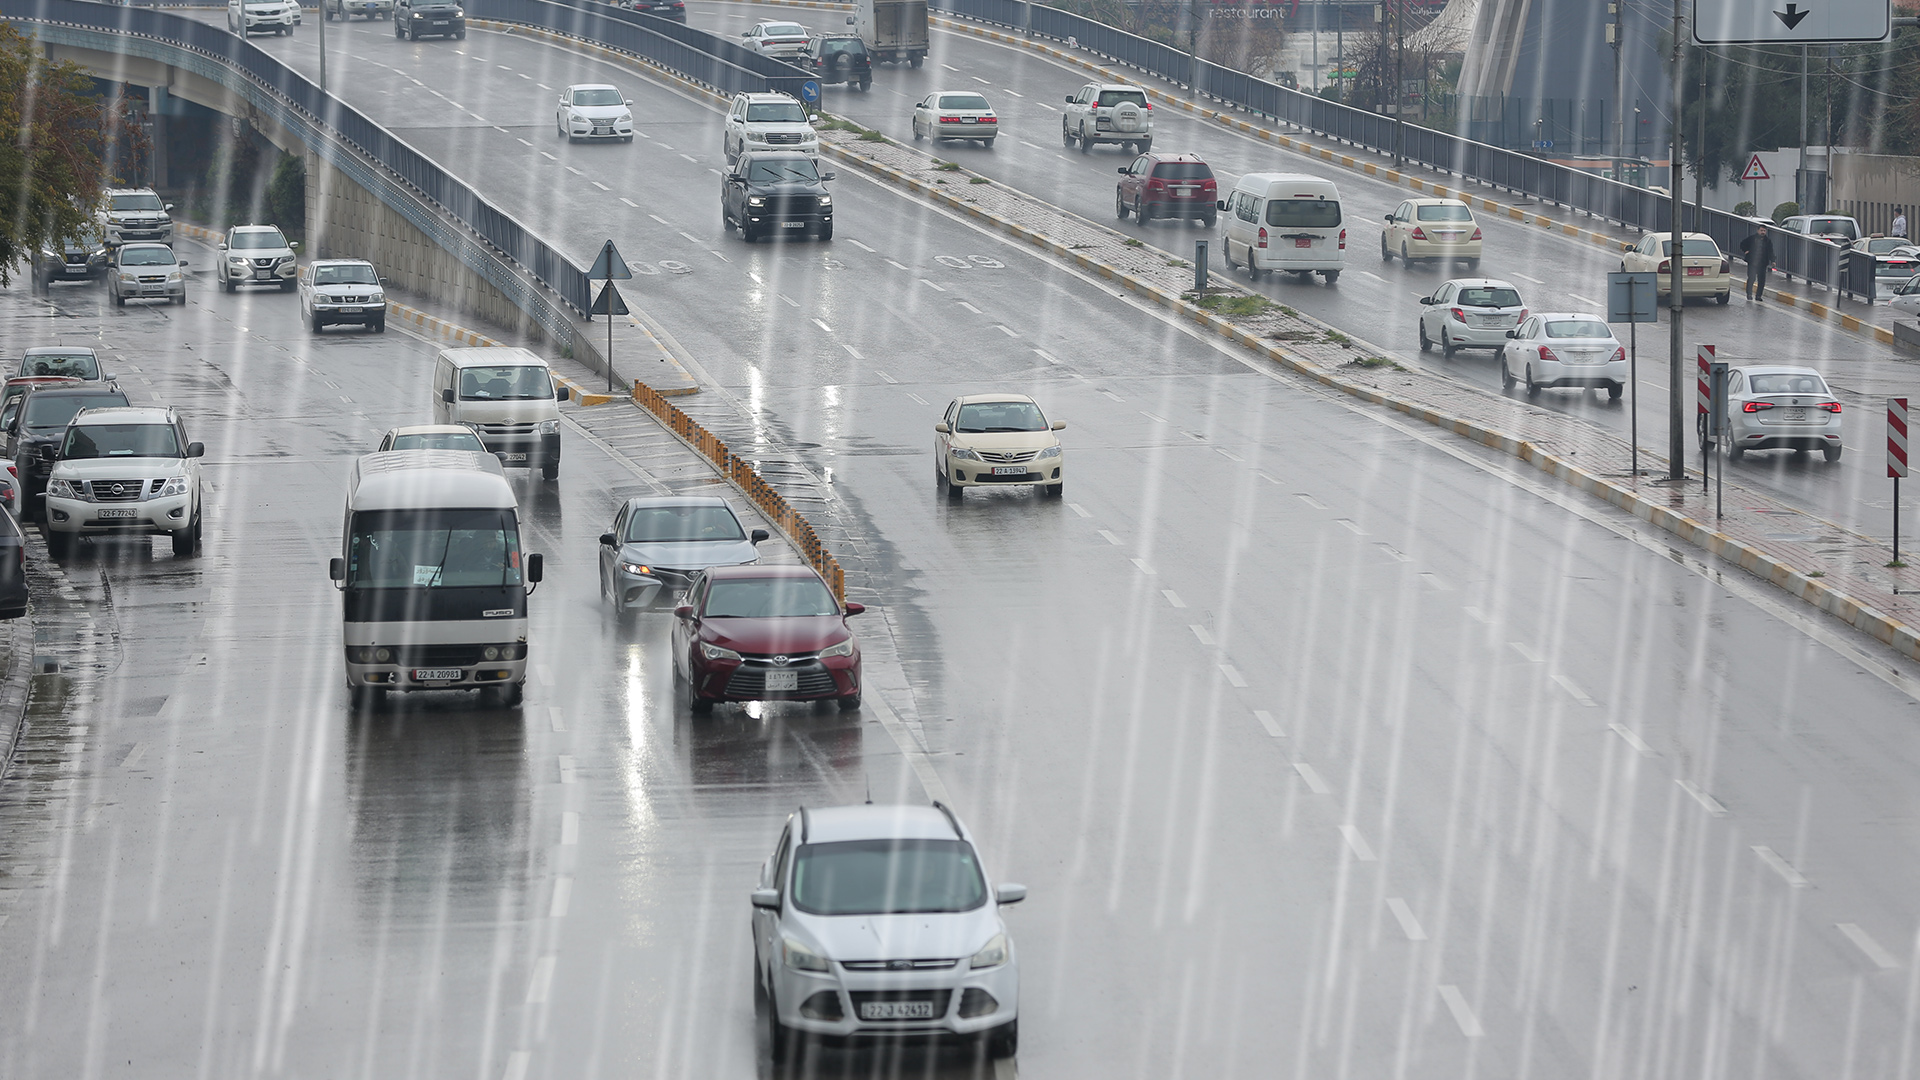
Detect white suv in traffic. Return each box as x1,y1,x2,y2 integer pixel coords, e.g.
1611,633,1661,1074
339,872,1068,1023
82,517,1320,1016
41,406,205,559
229,0,298,34
1061,82,1152,153
751,803,1024,1061
217,224,299,292
723,92,818,164
97,188,173,245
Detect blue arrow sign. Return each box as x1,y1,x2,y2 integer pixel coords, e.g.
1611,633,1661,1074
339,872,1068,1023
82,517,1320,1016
800,80,821,103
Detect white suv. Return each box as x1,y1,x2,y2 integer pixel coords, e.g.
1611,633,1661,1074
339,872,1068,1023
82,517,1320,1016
229,0,298,34
724,92,818,165
751,803,1024,1061
217,224,299,292
1061,82,1152,154
40,406,205,559
97,188,173,246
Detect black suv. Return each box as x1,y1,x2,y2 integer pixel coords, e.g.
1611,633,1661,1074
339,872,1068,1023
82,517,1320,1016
6,385,130,519
722,151,836,242
32,234,106,290
801,34,871,91
394,0,463,39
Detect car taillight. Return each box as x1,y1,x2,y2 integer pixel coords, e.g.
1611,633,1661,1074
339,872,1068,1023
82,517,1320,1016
1657,260,1671,273
980,116,996,123
1537,346,1560,362
1744,401,1775,412
1450,307,1466,323
1339,228,1346,250
1721,258,1731,273
1147,177,1166,190
1410,227,1427,241
1517,308,1528,321
1257,226,1268,249
1612,347,1626,363
1470,227,1483,240
940,116,961,123
1819,401,1843,413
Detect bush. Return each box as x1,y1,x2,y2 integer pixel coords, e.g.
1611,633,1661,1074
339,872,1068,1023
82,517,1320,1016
1733,201,1757,217
1771,201,1800,223
266,153,305,239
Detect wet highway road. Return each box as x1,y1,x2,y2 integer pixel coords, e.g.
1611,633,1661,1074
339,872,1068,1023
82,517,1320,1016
5,23,1920,1080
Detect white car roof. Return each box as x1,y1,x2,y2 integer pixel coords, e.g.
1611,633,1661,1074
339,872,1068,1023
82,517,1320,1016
622,494,734,509
439,346,550,370
310,258,375,267
348,452,518,512
230,224,283,234
802,804,970,845
1534,312,1611,324
71,406,171,426
1441,278,1517,290
1732,364,1826,377
955,392,1038,405
568,82,618,91
385,424,475,437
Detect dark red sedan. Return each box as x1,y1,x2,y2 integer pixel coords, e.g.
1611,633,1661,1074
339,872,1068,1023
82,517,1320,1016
1115,152,1217,225
672,564,864,713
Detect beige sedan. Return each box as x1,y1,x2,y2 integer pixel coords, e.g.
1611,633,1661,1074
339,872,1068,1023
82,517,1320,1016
934,394,1065,499
1621,230,1731,304
1382,198,1482,267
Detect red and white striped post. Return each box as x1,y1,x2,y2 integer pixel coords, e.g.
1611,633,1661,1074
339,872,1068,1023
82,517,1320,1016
1891,398,1909,562
1697,345,1716,491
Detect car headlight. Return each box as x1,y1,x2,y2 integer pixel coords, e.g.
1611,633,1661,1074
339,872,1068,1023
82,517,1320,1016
782,936,830,973
167,271,183,282
348,646,395,664
228,255,247,264
817,195,831,207
618,112,632,124
701,641,741,661
950,447,980,461
747,196,766,207
369,291,385,304
118,271,137,283
746,130,766,143
1037,445,1061,459
970,932,1009,970
538,419,560,435
452,6,463,14
45,479,77,499
156,476,189,497
819,637,854,659
801,131,817,143
619,561,653,576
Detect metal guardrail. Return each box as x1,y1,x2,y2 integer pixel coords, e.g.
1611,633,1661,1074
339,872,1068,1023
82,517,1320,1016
478,0,815,99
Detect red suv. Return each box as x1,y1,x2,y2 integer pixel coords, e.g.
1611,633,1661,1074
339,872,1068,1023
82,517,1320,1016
1115,153,1217,225
672,564,865,713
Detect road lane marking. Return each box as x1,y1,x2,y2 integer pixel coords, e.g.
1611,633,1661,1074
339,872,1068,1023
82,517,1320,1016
1295,492,1327,509
1438,986,1484,1037
779,294,799,307
942,63,960,70
540,151,557,161
1838,924,1899,968
1097,529,1122,545
921,278,946,291
957,300,982,313
619,197,638,207
517,137,532,146
995,324,1018,337
548,706,566,732
119,743,146,768
971,75,991,84
1753,846,1808,887
1463,606,1490,623
812,318,834,332
907,393,929,405
1421,572,1453,590
1387,898,1427,941
1033,348,1058,363
649,214,671,225
887,259,909,270
873,367,894,382
591,181,610,191
1339,825,1376,861
1293,763,1330,794
1512,273,1544,284
1189,624,1215,645
1375,542,1411,562
1356,270,1386,282
558,756,576,784
1068,502,1091,518
1553,673,1598,707
1218,663,1245,686
1161,590,1186,607
502,1050,530,1080
843,238,876,252
1141,410,1167,423
1509,641,1543,663
1130,559,1156,574
678,231,702,244
1020,139,1047,150
680,154,697,163
1336,518,1365,534
1569,293,1601,307
1675,778,1727,816
549,876,573,918
527,957,556,1004
1608,723,1652,754
565,166,584,176
561,812,580,845
1253,710,1284,737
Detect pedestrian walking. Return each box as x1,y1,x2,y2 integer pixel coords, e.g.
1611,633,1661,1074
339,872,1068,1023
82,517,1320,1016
1894,207,1909,239
1738,225,1775,302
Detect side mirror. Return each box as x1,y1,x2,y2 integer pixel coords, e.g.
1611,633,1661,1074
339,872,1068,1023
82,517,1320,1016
1384,213,1394,222
164,203,174,211
1419,296,1434,305
1504,330,1517,338
186,441,205,458
996,883,1027,905
751,888,781,909
289,241,301,251
750,528,770,544
217,243,228,251
1050,420,1066,431
844,602,865,616
1117,167,1129,174
104,373,118,383
526,552,544,583
933,421,950,433
673,604,694,620
599,531,617,546
821,172,837,182
329,557,345,581
557,386,571,402
625,98,634,105
379,277,389,285
1064,96,1074,104
441,387,455,403
37,444,55,462
177,260,189,268
1216,199,1227,211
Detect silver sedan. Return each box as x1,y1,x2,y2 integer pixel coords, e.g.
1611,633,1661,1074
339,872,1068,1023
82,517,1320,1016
1417,278,1525,357
911,91,999,145
1498,313,1626,400
597,496,769,614
1711,365,1844,463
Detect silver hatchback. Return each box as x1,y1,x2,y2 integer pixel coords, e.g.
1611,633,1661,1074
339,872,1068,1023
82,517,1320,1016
1417,278,1526,357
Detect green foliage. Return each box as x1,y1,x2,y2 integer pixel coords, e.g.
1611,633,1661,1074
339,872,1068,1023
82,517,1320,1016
1772,201,1800,222
1733,201,1757,217
857,129,886,142
1193,293,1273,316
933,160,961,171
266,154,305,238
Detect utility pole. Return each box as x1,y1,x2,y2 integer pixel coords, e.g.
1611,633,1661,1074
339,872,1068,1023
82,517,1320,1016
1798,45,1808,210
318,0,328,93
1393,0,1404,164
1667,0,1686,481
1612,0,1626,178
1694,53,1706,217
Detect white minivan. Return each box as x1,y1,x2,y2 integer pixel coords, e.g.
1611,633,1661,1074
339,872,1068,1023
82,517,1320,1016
1218,174,1345,283
431,348,570,480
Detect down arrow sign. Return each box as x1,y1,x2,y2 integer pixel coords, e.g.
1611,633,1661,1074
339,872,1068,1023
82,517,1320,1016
1776,3,1811,29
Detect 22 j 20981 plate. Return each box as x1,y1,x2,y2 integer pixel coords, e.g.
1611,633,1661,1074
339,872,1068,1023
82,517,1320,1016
413,668,463,681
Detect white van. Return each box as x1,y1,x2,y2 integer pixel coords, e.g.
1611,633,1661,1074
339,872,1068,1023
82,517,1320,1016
431,347,569,480
1218,174,1345,283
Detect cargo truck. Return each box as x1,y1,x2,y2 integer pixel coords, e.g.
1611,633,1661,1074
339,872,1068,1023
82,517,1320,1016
850,0,927,66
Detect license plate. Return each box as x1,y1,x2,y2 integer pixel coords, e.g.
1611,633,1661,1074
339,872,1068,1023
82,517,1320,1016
339,306,361,314
860,1001,934,1020
1687,266,1704,276
992,465,1026,476
961,117,977,123
764,670,799,691
500,452,528,462
782,221,806,228
413,668,463,681
1294,238,1312,248
256,269,274,279
431,19,447,23
1783,407,1808,421
1471,316,1504,328
593,127,611,134
96,508,135,520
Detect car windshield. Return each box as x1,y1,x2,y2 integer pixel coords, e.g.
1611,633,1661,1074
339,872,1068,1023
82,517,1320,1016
388,431,485,452
1747,373,1831,395
955,401,1047,433
1659,239,1722,256
313,264,379,285
818,38,864,56
230,230,286,250
1457,287,1522,308
746,159,820,184
1544,320,1611,339
345,508,524,588
571,88,623,106
790,839,988,916
108,193,163,211
1416,204,1473,221
1810,219,1858,238
763,23,804,35
938,94,991,110
458,366,553,400
1865,238,1909,254
703,576,839,617
62,423,181,459
1266,199,1342,228
119,247,175,266
746,102,807,123
21,353,99,379
1151,162,1212,180
25,394,126,431
626,504,746,543
1096,89,1148,107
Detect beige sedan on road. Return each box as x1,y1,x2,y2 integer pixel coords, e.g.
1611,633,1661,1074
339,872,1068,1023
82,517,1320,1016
934,394,1066,499
1620,230,1731,304
1381,198,1482,267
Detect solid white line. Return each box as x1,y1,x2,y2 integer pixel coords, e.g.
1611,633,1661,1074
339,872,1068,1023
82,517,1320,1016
1068,502,1091,518
1253,710,1284,737
1838,924,1900,969
1387,898,1427,941
1219,664,1246,687
1337,518,1366,534
1509,641,1543,663
1339,825,1377,861
1294,763,1330,794
921,278,946,291
502,1050,531,1080
1512,273,1545,285
812,318,834,333
527,957,556,1004
1753,846,1809,887
1097,529,1122,545
1608,723,1653,755
1553,673,1599,707
957,300,982,313
548,706,565,732
560,812,580,846
1161,590,1186,608
845,238,875,252
1295,493,1327,509
1438,986,1484,1037
549,876,573,918
1675,778,1728,816
1189,624,1215,646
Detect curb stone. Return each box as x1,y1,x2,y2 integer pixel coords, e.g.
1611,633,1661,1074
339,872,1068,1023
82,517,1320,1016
0,616,32,783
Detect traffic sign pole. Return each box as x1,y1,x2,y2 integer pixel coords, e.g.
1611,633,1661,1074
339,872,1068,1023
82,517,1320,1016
1891,398,1909,561
1697,344,1714,491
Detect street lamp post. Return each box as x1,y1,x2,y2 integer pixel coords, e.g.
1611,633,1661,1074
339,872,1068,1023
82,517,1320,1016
318,0,328,93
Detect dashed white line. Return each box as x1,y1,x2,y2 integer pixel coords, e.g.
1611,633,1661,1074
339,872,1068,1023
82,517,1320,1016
1295,492,1327,509
1003,89,1023,97
527,957,557,1004
1096,529,1122,545
1838,924,1899,969
1420,572,1453,591
1438,986,1484,1037
502,1050,531,1080
1293,763,1330,794
1189,624,1215,646
779,294,800,307
1067,503,1091,518
549,876,573,918
1131,558,1156,575
591,181,610,191
619,197,638,207
1218,663,1245,686
921,278,946,291
540,151,557,161
995,324,1018,337
548,706,566,732
1253,709,1284,737
907,393,929,406
537,83,552,91
1375,543,1411,562
1553,674,1599,707
812,318,834,333
680,153,697,163
649,214,671,225
1036,102,1057,111
1339,825,1377,861
1141,410,1167,423
1463,606,1491,623
1033,348,1059,363
1509,641,1543,663
560,812,580,845
679,231,702,244
1387,898,1428,941
883,258,907,270
558,756,576,784
1676,778,1728,816
119,743,146,768
518,137,533,146
1336,518,1366,534
1020,139,1047,150
1608,723,1653,754
1512,273,1545,285
942,63,961,71
1356,269,1387,282
1569,293,1601,307
872,367,893,381
971,75,991,84
1753,846,1809,887
1161,590,1186,608
957,300,982,313
1216,448,1243,461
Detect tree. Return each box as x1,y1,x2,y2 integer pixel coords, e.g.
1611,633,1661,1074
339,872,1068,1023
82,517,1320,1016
0,22,141,287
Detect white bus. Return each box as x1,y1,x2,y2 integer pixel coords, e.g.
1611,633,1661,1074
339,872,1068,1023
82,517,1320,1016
328,451,544,707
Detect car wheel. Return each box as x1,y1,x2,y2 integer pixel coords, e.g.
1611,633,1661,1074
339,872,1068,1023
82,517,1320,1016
1500,357,1515,391
372,318,385,333
1222,241,1235,270
487,681,522,706
1138,199,1151,223
1115,191,1129,219
1418,321,1432,352
221,275,235,293
1716,291,1730,305
1441,329,1455,358
1524,365,1541,398
1607,382,1624,402
1465,257,1480,271
312,315,325,333
112,287,125,307
1078,126,1091,153
171,524,195,557
394,20,403,36
1728,443,1746,462
175,291,187,305
1825,443,1843,463
945,473,964,500
908,55,922,68
913,121,924,141
983,136,994,147
1322,270,1340,284
1202,211,1216,228
767,992,794,1062
541,461,559,481
455,28,465,38
816,222,832,241
1401,241,1412,265
689,695,715,715
1045,481,1064,498
987,1019,1018,1059
741,221,758,243
836,693,861,711
1382,233,1392,262
280,278,294,293
859,77,872,91
1062,124,1074,148
46,531,72,559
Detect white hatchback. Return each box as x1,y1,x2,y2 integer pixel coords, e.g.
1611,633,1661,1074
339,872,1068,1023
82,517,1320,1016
1417,278,1526,357
751,804,1024,1061
1498,313,1627,401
